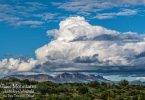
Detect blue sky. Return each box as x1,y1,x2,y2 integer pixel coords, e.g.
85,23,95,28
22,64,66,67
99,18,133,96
1,0,145,78
0,0,145,59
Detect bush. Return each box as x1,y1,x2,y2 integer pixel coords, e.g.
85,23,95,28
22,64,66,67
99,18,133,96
77,86,88,94
88,81,100,87
119,80,129,87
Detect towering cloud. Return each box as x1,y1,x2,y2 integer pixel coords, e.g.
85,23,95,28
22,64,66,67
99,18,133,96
35,16,145,69
36,17,119,62
1,16,145,74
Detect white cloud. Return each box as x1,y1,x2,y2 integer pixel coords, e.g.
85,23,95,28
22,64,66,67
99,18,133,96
16,20,44,27
47,16,118,42
35,16,145,72
1,16,145,74
0,1,56,27
95,9,138,19
0,0,144,27
56,0,145,14
117,9,138,16
33,13,57,21
136,77,145,81
0,58,37,74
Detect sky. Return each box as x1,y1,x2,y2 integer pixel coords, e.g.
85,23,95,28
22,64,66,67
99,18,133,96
0,0,145,59
1,0,145,79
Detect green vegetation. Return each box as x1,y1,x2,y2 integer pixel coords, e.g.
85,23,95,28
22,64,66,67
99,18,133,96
0,78,145,100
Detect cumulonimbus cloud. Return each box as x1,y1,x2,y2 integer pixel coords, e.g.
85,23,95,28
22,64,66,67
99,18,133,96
35,16,145,72
1,16,145,74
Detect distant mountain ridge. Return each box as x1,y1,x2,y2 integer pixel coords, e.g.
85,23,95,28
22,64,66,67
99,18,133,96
2,72,145,85
1,72,110,83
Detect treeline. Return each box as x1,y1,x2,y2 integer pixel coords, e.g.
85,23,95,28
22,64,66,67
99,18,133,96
0,78,145,100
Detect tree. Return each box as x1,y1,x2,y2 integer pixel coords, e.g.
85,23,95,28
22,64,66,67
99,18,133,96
37,83,49,95
21,79,31,85
119,80,129,86
88,81,100,87
77,86,88,94
138,95,141,100
0,92,4,100
107,95,113,100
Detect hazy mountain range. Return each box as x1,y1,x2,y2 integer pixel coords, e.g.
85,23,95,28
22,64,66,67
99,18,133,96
1,72,145,85
1,72,110,83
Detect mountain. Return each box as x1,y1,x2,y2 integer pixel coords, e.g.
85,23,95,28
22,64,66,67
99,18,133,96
54,72,110,83
2,74,54,82
130,80,145,85
1,72,110,83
